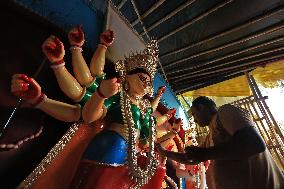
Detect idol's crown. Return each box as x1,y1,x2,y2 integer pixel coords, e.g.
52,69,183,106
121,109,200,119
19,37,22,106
124,40,159,80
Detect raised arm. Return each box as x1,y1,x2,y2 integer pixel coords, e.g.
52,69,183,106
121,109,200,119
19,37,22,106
68,25,93,86
11,74,81,122
42,35,84,101
151,86,166,111
89,30,114,77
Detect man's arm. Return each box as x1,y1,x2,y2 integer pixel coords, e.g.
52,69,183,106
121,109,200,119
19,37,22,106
157,126,266,164
186,126,266,162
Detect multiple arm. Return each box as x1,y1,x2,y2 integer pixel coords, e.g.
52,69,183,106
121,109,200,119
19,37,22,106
68,25,93,85
19,26,115,123
89,30,114,77
41,26,114,102
42,34,84,101
156,119,181,144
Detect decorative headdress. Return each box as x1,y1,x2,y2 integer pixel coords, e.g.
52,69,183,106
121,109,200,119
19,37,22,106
115,40,159,80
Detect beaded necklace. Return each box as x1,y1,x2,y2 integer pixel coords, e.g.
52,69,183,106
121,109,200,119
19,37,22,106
120,88,158,188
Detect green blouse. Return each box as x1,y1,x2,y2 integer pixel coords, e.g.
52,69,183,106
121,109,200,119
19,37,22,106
79,77,156,144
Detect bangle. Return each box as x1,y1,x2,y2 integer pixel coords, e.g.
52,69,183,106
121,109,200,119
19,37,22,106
51,59,65,69
53,59,65,65
31,93,47,108
69,46,83,52
50,62,65,69
98,44,107,49
97,86,106,99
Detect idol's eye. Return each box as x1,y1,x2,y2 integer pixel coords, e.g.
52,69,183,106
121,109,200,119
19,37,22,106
138,74,151,87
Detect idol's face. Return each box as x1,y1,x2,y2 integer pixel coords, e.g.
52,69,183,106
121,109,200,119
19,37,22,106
127,72,152,96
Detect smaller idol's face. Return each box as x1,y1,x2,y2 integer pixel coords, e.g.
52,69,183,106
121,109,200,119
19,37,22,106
128,72,152,96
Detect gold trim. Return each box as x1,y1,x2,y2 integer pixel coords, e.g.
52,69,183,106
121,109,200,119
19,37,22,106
17,122,82,189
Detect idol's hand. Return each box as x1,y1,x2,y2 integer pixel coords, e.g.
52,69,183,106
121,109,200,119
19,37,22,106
204,160,210,171
172,118,182,132
68,25,85,47
11,74,41,104
99,78,121,98
166,108,176,119
157,86,166,97
42,35,65,63
100,29,114,47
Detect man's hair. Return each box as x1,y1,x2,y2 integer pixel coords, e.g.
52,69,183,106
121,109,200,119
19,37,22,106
191,96,216,109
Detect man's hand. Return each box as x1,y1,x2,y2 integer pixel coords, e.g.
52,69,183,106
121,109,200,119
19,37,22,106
156,143,199,165
155,143,166,156
185,146,208,164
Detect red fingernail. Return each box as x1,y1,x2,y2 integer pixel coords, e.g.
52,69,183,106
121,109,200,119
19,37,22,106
22,83,29,87
54,37,61,44
117,78,122,83
78,24,83,30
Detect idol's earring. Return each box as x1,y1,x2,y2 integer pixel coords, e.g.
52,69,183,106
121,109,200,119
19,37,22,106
124,81,130,92
144,86,153,96
150,87,154,96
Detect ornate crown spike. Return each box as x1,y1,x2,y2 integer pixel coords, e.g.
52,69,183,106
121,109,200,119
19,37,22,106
126,40,158,80
115,40,159,80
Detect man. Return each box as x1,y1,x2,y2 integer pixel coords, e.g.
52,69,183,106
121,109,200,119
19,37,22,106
157,96,284,189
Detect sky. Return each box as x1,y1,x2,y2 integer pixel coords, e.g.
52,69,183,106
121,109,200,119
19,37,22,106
261,86,284,131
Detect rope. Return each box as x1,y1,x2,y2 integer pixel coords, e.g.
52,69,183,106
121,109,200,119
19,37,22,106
129,0,170,83
0,126,43,151
0,58,47,139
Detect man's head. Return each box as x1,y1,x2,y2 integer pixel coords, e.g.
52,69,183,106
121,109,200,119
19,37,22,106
188,96,217,127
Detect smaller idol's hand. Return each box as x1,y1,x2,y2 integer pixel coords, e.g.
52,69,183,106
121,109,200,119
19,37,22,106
157,86,166,97
204,160,210,171
100,29,115,47
166,108,176,119
172,118,182,132
11,74,42,104
42,35,65,63
68,25,85,47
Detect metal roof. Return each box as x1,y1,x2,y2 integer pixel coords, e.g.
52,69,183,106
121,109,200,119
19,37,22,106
111,0,284,93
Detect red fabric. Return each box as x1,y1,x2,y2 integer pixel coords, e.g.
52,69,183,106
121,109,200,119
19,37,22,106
70,158,166,189
29,122,104,189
